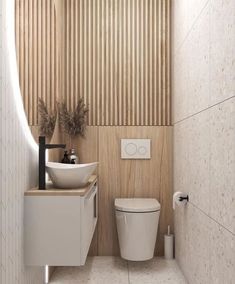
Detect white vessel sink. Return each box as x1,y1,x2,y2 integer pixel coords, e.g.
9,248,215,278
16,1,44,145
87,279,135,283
46,162,98,189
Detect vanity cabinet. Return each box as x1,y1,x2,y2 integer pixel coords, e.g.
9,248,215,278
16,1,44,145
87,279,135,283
24,176,98,266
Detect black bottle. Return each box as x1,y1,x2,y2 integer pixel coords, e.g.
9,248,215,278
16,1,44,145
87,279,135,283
61,150,70,164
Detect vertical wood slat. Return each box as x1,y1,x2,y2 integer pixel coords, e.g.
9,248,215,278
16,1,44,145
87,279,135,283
166,0,171,124
24,0,28,119
37,0,42,123
15,0,171,126
33,0,37,124
140,0,144,125
90,0,95,126
75,0,79,108
118,0,122,126
158,0,162,125
42,0,45,106
46,1,51,110
51,1,55,113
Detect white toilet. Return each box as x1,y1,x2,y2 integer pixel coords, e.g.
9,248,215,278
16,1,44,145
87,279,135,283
115,198,161,261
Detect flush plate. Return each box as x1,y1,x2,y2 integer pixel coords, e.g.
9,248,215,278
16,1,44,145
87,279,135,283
121,139,151,159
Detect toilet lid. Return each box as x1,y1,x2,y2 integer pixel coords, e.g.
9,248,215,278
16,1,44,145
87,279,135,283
115,198,161,212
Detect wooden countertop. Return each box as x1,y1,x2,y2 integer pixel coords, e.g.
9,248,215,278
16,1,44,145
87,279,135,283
24,175,97,197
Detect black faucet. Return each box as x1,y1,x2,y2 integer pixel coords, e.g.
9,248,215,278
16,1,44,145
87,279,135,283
39,136,66,190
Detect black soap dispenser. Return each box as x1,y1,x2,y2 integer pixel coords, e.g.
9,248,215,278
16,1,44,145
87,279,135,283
61,150,70,164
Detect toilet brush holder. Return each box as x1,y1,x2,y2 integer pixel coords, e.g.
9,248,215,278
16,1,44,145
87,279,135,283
164,225,174,259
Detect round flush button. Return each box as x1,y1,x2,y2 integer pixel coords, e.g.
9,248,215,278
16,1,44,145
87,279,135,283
138,146,147,155
125,143,137,156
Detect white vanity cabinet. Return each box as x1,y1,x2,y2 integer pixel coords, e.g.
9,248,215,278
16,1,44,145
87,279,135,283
24,176,98,266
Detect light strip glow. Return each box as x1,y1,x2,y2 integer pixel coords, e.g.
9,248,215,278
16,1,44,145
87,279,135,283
45,265,49,283
6,0,38,152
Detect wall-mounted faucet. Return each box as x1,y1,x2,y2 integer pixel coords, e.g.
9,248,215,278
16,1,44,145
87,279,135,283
39,136,66,190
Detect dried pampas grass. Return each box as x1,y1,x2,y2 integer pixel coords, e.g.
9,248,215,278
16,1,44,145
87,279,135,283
59,99,88,138
38,98,56,138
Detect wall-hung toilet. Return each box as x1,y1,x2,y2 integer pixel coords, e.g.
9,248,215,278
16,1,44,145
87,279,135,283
115,198,161,261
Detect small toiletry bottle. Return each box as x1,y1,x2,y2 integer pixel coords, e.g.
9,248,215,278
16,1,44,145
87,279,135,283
69,148,79,164
61,150,70,164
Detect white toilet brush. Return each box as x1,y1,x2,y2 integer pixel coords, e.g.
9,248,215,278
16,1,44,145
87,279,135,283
164,225,174,259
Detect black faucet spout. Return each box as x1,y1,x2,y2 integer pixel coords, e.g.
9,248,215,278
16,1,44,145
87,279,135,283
45,144,66,149
39,136,66,190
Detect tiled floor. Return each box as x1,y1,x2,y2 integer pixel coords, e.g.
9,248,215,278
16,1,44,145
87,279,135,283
50,257,187,284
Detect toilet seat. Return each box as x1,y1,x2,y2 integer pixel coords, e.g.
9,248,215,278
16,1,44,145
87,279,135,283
115,198,161,213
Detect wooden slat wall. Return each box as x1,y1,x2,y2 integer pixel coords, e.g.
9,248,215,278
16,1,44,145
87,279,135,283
15,0,58,126
15,0,171,126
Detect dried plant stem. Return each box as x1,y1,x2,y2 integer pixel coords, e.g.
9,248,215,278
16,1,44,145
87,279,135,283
38,98,56,138
59,98,89,139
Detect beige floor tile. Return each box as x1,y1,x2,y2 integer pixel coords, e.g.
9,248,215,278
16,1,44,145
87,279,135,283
50,257,129,284
50,257,187,284
128,258,187,284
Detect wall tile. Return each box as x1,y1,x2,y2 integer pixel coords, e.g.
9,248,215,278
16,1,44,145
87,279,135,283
210,0,235,105
174,110,210,215
175,203,235,284
172,0,209,52
172,0,189,53
173,0,235,282
173,123,189,199
187,112,210,213
209,98,235,234
172,51,190,122
173,4,210,123
175,204,211,284
173,0,235,123
209,221,235,284
174,98,235,233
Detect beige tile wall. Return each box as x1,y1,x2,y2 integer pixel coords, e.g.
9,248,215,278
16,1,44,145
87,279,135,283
172,0,235,283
